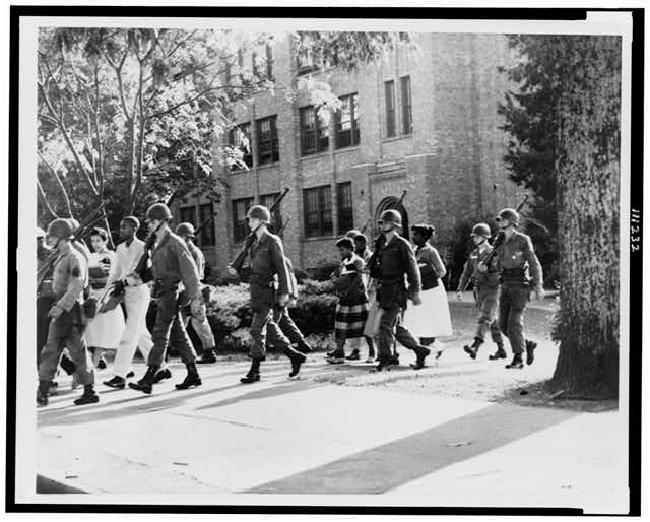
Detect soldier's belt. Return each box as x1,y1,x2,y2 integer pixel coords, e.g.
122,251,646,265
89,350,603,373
500,268,528,283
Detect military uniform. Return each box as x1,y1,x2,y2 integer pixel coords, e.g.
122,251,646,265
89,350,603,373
146,230,201,368
38,246,94,390
494,230,542,357
248,231,303,361
271,256,311,353
370,233,430,367
457,243,504,347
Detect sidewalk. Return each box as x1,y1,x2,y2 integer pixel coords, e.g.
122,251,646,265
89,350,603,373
35,355,627,513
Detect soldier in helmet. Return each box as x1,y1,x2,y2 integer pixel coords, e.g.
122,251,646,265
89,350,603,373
367,209,431,371
240,204,306,383
481,208,543,369
456,222,505,360
129,203,203,394
175,222,218,364
37,218,98,406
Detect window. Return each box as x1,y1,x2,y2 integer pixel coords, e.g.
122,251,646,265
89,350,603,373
337,182,353,234
179,206,197,228
385,80,396,138
256,116,279,165
265,43,274,80
303,185,333,238
335,93,360,148
232,197,254,242
400,75,412,135
261,192,283,234
297,36,317,74
252,43,274,80
229,122,252,169
199,203,215,246
299,106,329,155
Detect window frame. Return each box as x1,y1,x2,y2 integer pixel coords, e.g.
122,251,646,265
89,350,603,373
336,182,354,234
256,115,279,165
229,122,253,170
198,203,215,247
260,192,283,234
179,206,197,228
400,75,413,135
303,185,333,238
299,106,330,156
335,92,360,149
232,197,254,242
385,80,396,138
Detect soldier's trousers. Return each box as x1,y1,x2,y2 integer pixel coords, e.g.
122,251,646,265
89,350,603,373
272,304,306,346
38,304,93,386
377,305,421,362
183,300,216,351
474,286,504,345
250,305,303,360
147,288,196,367
37,295,55,365
498,283,530,354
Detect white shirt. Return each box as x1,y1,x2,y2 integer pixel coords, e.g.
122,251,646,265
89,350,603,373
107,238,146,285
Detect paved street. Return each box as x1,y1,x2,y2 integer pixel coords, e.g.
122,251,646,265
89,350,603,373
36,298,628,513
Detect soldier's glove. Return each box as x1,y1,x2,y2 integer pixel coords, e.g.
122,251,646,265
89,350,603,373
49,304,64,319
456,290,463,301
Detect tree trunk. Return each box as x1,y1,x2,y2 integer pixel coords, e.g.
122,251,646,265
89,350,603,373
551,37,622,398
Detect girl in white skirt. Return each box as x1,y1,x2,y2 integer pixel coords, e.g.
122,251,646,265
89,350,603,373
403,224,452,356
85,227,125,368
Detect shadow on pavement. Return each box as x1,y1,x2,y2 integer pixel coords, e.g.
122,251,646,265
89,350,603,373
246,402,578,495
36,474,86,494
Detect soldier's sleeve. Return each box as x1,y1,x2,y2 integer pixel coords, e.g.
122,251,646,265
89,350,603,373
176,240,201,300
270,238,290,295
402,241,421,293
457,257,473,291
57,256,85,312
523,236,543,287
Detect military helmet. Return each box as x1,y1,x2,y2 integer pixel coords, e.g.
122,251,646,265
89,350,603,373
247,205,271,223
497,208,520,226
36,226,46,239
47,218,74,240
176,222,196,238
146,202,173,221
379,209,402,226
471,223,492,237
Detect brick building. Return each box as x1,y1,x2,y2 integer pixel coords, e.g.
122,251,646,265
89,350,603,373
169,32,522,277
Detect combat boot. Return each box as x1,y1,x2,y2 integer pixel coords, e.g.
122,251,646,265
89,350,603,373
373,357,398,372
464,338,482,360
489,344,507,361
128,365,158,394
153,368,172,384
241,358,262,384
525,340,538,366
37,390,48,407
410,346,431,370
176,363,202,390
73,385,100,405
505,353,524,369
288,351,307,378
296,341,313,354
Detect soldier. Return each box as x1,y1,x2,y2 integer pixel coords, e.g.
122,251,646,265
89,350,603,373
37,218,98,406
129,203,203,394
103,216,169,389
175,222,218,365
325,237,369,364
240,205,306,383
482,208,543,369
456,223,505,360
368,209,431,371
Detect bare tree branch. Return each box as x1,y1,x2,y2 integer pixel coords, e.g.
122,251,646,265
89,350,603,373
38,150,73,217
37,180,60,219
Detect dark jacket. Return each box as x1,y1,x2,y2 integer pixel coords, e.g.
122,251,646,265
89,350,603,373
331,253,369,306
458,244,500,290
249,231,290,311
372,234,420,309
495,230,543,286
150,230,200,300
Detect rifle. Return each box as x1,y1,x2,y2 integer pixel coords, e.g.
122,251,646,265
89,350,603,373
228,187,290,276
194,215,215,238
37,203,108,288
277,215,291,238
481,194,530,270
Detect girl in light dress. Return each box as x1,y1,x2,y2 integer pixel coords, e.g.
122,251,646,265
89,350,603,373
402,224,453,357
84,227,125,369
